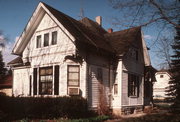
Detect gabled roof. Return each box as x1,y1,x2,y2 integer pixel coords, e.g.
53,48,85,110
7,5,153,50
79,17,107,35
12,2,151,66
7,57,23,66
13,2,114,55
156,69,172,77
104,27,141,55
42,3,115,53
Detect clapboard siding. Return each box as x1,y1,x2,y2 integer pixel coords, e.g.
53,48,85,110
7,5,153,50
13,68,30,97
122,71,129,105
88,65,110,108
122,71,143,106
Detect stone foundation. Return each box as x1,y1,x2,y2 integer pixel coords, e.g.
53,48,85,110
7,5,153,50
112,106,143,116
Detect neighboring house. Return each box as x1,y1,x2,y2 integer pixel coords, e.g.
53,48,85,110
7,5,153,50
0,75,12,96
154,70,172,100
8,2,155,115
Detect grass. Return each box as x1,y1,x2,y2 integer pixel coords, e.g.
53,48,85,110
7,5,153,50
120,113,180,122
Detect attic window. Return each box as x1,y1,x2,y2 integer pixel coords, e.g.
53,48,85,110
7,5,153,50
52,31,57,45
36,35,41,48
44,33,49,47
129,48,138,61
160,75,164,78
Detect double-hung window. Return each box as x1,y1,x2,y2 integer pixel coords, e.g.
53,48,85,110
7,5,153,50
128,74,139,97
39,67,53,95
36,35,41,48
44,33,49,47
67,65,80,87
52,31,57,45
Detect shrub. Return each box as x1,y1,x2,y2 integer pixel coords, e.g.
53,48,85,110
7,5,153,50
0,95,94,121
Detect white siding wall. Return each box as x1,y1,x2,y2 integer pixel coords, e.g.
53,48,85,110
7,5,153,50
88,65,110,108
13,68,30,97
13,13,85,97
111,61,122,109
121,46,144,106
87,53,110,108
154,72,171,98
23,13,76,66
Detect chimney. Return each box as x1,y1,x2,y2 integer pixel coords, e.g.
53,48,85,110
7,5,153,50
108,28,113,33
95,16,102,26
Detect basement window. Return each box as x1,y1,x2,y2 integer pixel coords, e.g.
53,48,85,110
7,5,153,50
44,33,49,47
52,31,57,45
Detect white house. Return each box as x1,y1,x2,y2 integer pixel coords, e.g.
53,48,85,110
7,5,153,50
8,2,155,115
154,70,172,100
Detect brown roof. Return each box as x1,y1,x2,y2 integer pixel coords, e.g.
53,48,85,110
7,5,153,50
104,27,141,55
157,69,172,76
79,17,107,35
0,75,12,89
44,2,142,55
7,57,23,65
43,3,114,53
12,2,143,60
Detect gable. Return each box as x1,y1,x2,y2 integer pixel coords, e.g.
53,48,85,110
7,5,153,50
22,13,76,66
12,2,75,55
36,13,57,31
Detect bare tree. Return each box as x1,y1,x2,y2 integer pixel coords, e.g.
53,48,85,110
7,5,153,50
109,0,179,69
0,30,8,50
154,36,172,69
109,0,180,28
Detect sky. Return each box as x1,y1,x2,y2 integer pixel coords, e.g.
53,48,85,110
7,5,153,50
0,0,159,68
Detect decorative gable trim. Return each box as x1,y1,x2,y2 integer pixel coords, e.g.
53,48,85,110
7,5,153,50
12,2,75,55
141,31,151,66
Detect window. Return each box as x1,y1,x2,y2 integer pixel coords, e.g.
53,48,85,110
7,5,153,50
97,68,103,83
114,84,118,95
36,35,41,48
128,74,139,97
68,65,80,87
160,75,164,78
44,33,49,47
39,67,53,95
129,48,138,61
52,31,57,45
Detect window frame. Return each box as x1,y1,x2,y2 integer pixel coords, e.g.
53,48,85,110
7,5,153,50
44,33,49,47
128,73,140,97
114,83,118,95
39,66,53,95
67,65,80,87
36,35,41,48
128,48,139,61
51,31,57,45
160,75,164,78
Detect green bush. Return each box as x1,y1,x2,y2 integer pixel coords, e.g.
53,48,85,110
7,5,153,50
0,95,94,121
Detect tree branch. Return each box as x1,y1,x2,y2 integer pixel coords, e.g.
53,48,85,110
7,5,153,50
149,0,180,28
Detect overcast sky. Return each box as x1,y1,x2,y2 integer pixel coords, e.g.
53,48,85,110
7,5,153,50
0,0,158,68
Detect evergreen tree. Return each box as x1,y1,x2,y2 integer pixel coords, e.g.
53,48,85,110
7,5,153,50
167,22,180,113
0,51,7,80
